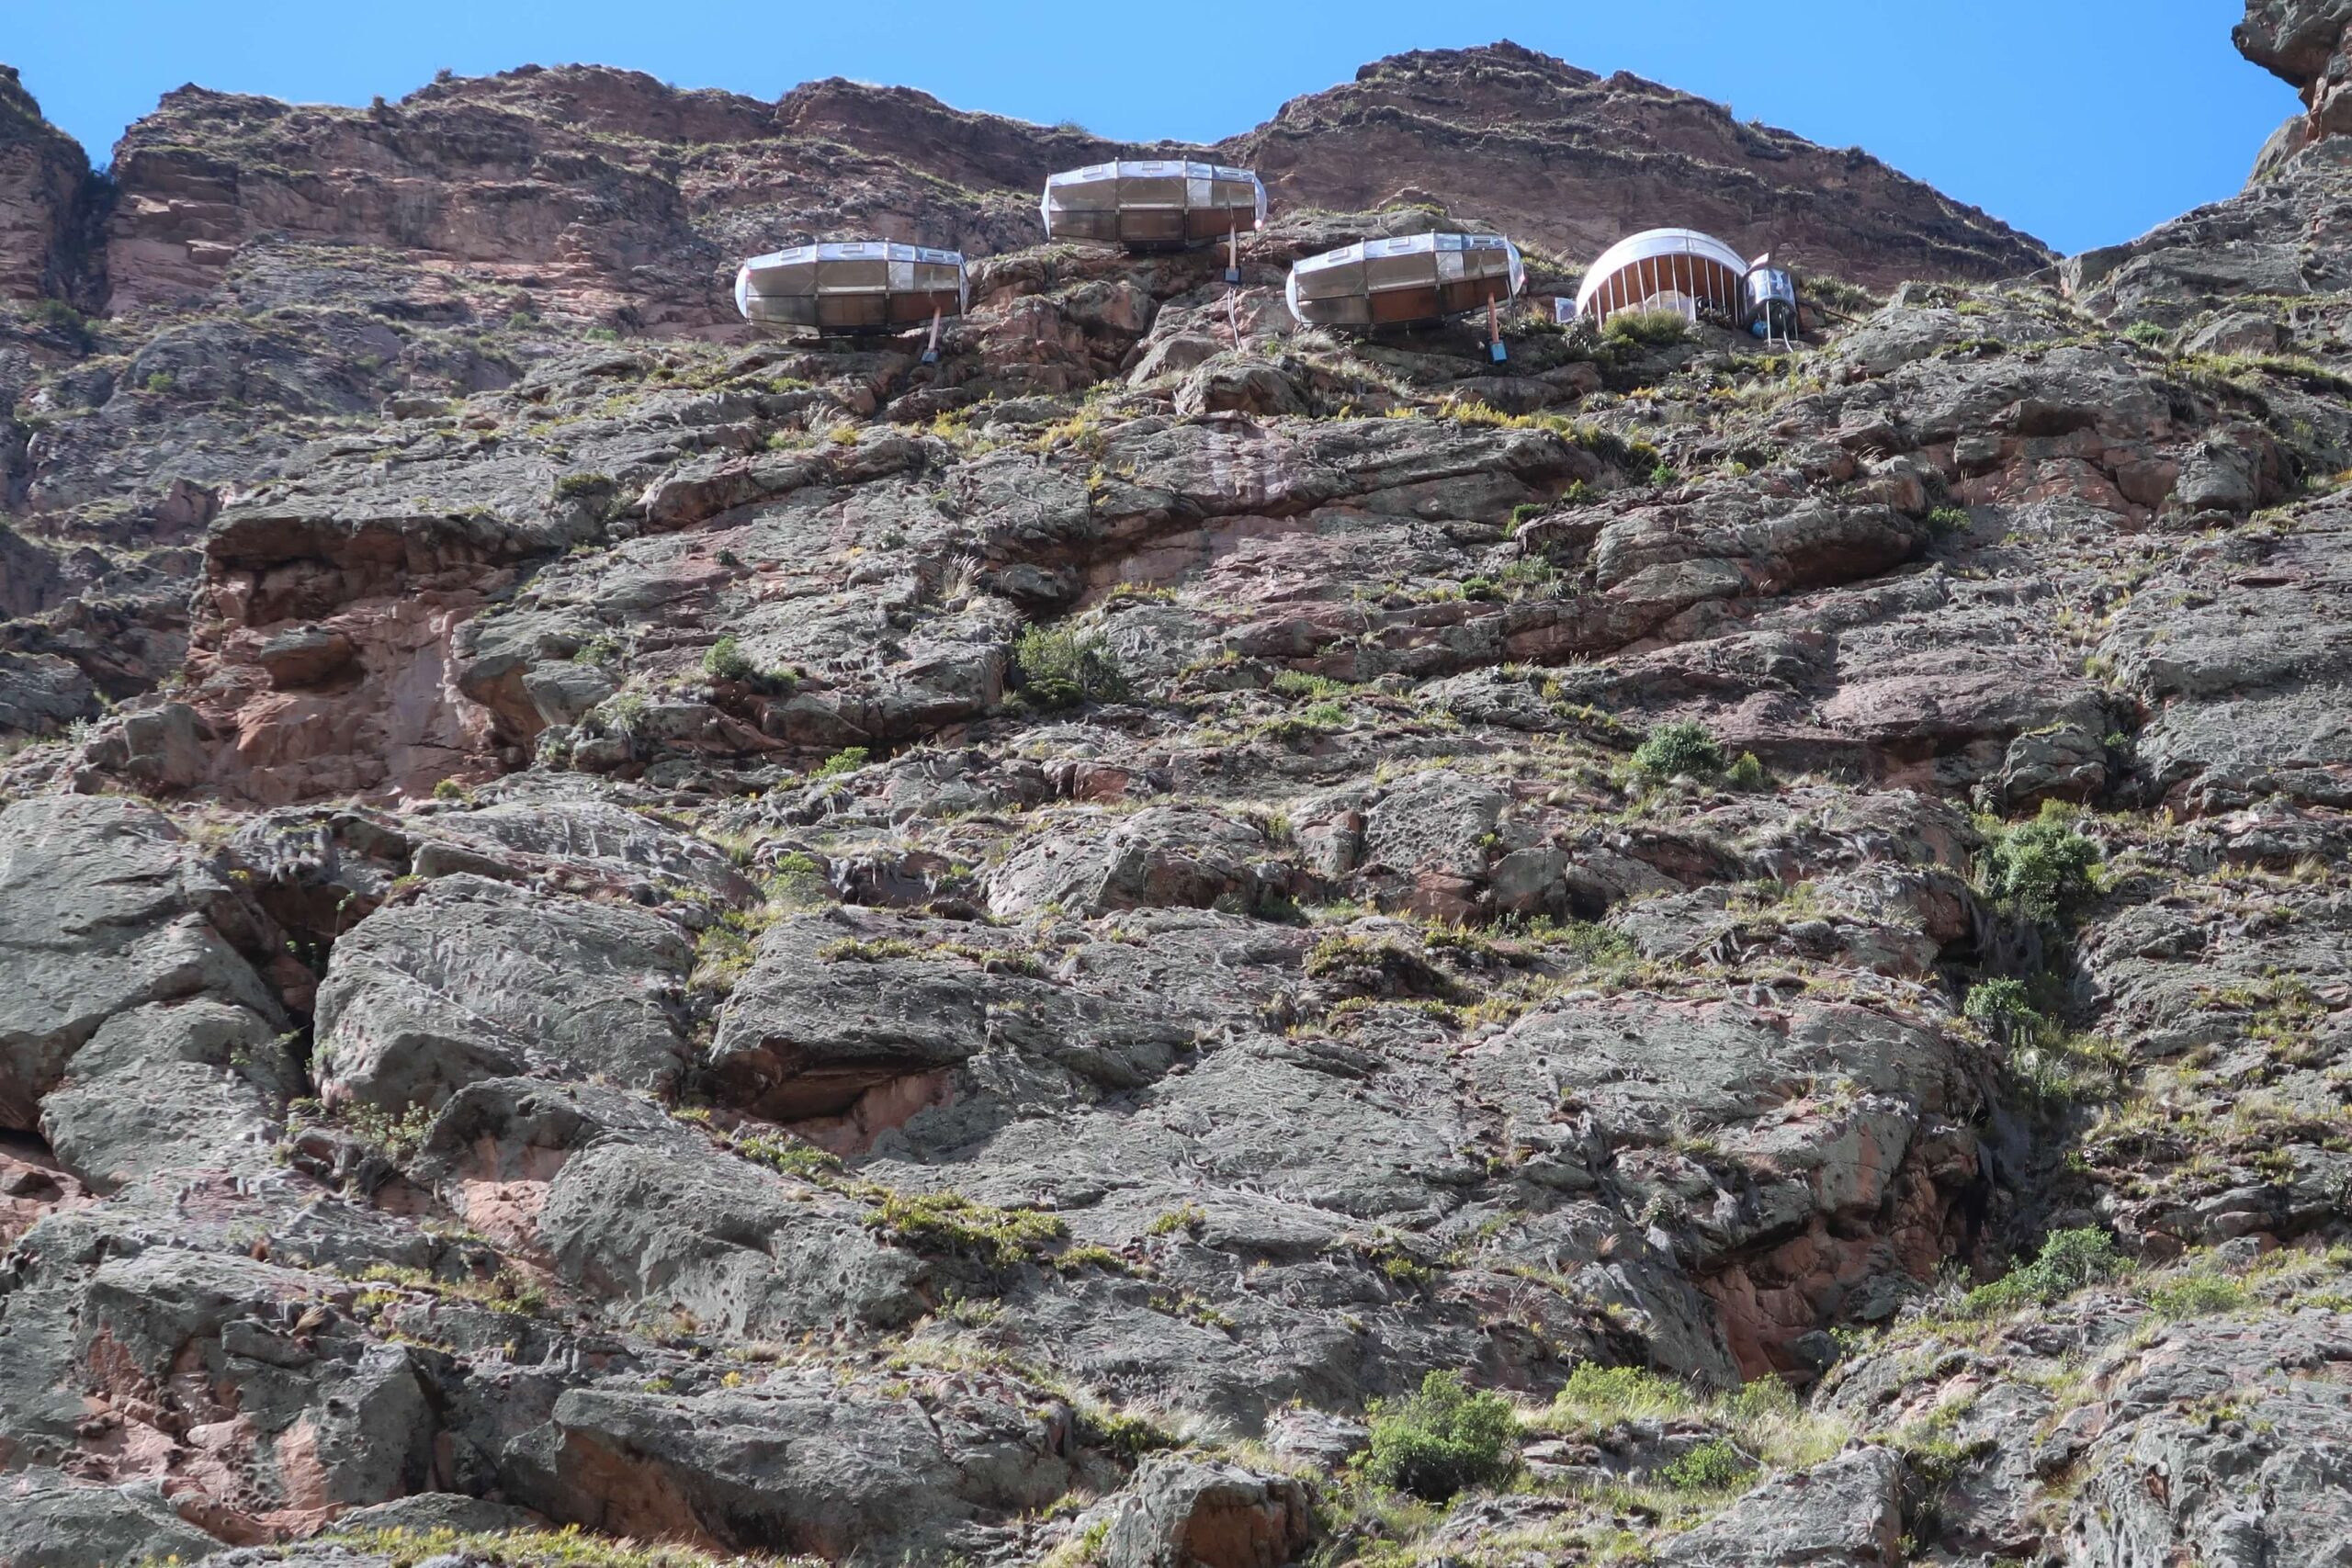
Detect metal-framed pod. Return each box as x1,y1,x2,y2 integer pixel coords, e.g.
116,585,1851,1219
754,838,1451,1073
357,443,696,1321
1041,160,1267,252
734,242,970,336
1284,232,1526,330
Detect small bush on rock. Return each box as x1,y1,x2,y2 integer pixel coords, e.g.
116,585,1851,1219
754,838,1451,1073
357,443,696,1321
1962,977,2043,1043
322,1524,817,1568
1634,720,1725,780
702,636,755,682
1661,1438,1752,1492
1978,804,2103,923
1363,1370,1521,1500
1963,1226,2123,1316
1014,623,1130,710
2143,1269,2248,1319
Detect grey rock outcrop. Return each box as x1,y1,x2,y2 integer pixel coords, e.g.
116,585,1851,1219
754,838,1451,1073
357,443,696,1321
312,873,692,1111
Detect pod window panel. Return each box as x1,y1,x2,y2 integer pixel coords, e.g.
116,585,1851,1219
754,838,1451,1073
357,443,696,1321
1295,258,1369,300
744,296,820,327
1597,253,1741,319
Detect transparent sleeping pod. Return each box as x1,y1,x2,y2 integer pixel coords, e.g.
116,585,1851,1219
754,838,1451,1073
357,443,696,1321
1041,161,1267,252
733,242,970,336
1285,232,1526,330
1574,228,1749,327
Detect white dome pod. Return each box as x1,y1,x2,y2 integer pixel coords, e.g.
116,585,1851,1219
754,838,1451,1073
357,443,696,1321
1574,228,1748,326
1285,232,1525,329
1042,160,1267,252
733,242,969,335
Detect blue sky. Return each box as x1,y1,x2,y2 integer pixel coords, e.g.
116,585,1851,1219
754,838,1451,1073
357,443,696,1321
2,0,2296,255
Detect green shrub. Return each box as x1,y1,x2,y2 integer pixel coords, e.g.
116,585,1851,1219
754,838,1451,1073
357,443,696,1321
1362,1371,1521,1500
1633,719,1725,780
813,747,869,777
143,371,175,395
553,471,613,499
1978,806,2103,923
1963,1226,2123,1316
1962,977,2043,1043
768,852,830,908
1013,623,1129,710
1928,505,1972,536
1661,1438,1752,1492
702,636,755,682
2123,321,2171,348
1603,308,1691,347
1724,751,1770,791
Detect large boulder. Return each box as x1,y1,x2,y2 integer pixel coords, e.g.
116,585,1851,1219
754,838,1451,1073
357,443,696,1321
312,874,692,1111
0,1470,220,1568
1102,1454,1317,1568
1661,1447,1905,1568
0,797,283,1133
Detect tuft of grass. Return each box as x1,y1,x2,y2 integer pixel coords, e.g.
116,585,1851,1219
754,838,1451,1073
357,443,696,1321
733,1131,842,1181
1660,1438,1752,1492
2142,1270,2249,1320
321,1524,819,1568
862,1188,1068,1267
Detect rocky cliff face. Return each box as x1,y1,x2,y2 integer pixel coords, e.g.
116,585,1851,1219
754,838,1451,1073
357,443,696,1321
0,14,2347,1568
0,68,93,306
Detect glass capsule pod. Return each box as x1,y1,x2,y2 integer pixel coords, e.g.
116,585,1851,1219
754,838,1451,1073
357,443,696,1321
733,242,969,335
1284,232,1526,329
1746,258,1802,342
1574,228,1750,327
1041,160,1267,251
